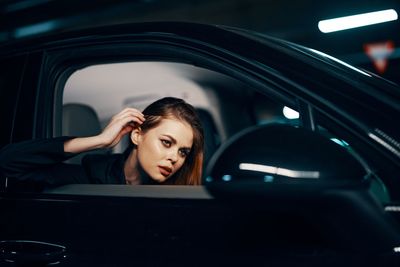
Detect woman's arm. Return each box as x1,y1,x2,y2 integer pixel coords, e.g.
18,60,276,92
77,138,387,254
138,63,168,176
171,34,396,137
0,108,145,184
64,107,145,153
0,136,85,183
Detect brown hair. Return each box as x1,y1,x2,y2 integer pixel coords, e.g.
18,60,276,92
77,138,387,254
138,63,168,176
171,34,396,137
140,97,204,185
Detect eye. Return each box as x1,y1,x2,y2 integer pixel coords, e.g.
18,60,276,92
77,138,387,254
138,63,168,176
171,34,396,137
179,149,190,158
161,139,172,147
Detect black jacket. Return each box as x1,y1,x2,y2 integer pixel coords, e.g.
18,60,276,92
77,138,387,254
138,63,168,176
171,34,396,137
0,137,127,186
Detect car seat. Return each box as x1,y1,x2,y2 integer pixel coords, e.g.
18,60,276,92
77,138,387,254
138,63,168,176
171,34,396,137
62,103,108,164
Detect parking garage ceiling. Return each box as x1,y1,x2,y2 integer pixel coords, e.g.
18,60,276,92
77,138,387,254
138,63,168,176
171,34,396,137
0,0,399,82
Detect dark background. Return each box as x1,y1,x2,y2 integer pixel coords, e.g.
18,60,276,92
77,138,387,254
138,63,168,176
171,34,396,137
1,0,399,84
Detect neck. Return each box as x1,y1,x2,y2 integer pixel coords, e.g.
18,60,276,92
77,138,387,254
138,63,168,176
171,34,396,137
124,149,142,185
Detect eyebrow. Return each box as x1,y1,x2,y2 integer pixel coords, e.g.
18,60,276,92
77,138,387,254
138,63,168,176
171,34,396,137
162,134,192,150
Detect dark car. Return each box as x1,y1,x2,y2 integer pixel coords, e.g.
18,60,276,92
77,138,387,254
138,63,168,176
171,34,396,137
0,21,400,266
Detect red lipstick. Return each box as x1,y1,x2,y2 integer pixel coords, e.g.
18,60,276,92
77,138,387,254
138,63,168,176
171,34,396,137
159,166,172,177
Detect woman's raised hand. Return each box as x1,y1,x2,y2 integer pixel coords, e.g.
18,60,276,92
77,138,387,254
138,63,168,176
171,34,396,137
64,108,145,153
99,108,145,148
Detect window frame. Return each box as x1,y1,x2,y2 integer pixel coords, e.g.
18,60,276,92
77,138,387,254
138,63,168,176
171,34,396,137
35,41,300,139
9,34,392,199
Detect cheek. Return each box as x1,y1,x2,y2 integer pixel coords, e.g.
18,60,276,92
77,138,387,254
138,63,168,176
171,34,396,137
173,158,186,173
137,140,162,168
140,138,162,157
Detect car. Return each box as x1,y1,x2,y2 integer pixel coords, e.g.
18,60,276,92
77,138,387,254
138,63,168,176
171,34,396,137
0,21,399,266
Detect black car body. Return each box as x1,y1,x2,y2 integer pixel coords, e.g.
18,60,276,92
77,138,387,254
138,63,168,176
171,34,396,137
0,22,400,266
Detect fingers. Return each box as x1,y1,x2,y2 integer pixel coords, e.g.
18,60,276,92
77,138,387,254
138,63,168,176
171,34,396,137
116,125,134,140
116,113,144,128
112,108,145,124
106,109,145,130
108,124,134,147
100,108,146,147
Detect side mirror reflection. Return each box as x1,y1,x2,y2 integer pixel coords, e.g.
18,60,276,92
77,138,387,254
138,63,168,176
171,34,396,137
205,124,368,199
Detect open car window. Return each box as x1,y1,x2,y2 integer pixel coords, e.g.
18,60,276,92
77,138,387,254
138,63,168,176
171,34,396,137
53,61,301,192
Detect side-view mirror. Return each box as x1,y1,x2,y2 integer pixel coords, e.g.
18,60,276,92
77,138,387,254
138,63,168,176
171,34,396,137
205,123,368,201
205,124,400,253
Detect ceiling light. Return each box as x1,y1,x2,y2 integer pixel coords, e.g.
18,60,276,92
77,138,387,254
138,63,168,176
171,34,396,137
283,106,299,119
318,9,398,33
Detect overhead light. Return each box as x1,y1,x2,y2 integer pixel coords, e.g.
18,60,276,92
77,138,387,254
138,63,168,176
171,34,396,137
318,9,398,33
282,106,299,119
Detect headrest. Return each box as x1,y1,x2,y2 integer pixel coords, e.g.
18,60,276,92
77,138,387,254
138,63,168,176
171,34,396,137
62,103,101,137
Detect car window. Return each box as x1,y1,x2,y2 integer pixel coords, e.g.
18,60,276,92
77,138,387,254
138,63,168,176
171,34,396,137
59,61,298,186
251,91,300,126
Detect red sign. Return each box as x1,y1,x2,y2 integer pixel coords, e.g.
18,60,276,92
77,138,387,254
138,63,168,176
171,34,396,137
364,41,395,74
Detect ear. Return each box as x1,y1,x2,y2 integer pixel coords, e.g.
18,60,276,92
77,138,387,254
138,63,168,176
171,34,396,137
130,127,142,145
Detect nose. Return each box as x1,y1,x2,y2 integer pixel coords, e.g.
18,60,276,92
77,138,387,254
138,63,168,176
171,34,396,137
167,149,178,164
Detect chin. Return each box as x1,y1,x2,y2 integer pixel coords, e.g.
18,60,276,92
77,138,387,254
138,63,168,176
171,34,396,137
149,174,168,183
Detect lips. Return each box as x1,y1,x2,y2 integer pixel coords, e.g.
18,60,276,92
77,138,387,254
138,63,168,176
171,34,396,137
158,166,172,177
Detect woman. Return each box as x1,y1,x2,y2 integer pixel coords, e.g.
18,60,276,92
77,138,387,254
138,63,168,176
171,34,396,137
0,97,204,186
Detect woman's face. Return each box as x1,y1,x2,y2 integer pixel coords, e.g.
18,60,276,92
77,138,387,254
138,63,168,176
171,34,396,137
135,118,194,183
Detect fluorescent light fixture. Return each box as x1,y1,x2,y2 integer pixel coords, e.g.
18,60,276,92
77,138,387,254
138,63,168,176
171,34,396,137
318,9,398,33
282,106,299,119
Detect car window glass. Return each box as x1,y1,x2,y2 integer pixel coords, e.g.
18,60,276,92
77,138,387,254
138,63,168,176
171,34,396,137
252,92,300,126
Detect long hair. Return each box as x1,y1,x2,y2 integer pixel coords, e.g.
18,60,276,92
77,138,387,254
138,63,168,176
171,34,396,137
139,97,204,185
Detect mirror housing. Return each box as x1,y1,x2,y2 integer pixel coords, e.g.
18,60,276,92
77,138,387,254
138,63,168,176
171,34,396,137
205,124,368,200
